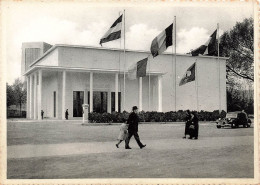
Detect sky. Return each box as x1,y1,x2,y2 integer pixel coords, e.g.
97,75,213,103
2,1,254,84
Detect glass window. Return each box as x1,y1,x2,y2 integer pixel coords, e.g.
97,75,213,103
73,91,84,117
111,92,121,113
88,91,108,113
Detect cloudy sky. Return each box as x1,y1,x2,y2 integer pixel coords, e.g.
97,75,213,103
2,1,254,84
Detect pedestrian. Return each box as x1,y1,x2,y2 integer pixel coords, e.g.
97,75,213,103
183,110,192,139
116,122,129,148
41,110,44,120
189,112,199,139
241,110,248,120
65,109,69,120
125,106,146,149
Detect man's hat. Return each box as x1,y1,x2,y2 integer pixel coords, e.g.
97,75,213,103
132,106,138,110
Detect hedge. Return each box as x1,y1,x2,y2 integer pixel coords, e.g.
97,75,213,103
88,110,226,123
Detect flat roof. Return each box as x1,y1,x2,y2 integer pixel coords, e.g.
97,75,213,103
24,65,166,76
30,44,229,67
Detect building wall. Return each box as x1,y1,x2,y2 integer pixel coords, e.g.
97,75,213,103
28,45,227,119
42,71,59,118
56,46,226,112
62,72,157,117
21,42,52,76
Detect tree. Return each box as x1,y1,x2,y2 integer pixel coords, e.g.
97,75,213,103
219,18,254,82
12,78,27,116
6,83,15,107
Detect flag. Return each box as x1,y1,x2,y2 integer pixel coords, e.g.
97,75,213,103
128,58,148,80
100,15,122,45
179,62,196,86
191,30,217,56
150,24,173,57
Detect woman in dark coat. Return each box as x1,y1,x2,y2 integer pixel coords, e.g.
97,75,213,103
189,112,199,139
183,110,192,139
125,106,146,149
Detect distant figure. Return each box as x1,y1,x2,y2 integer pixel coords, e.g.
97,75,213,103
183,110,192,139
189,112,199,140
65,109,69,120
125,106,146,149
116,122,129,148
241,110,248,120
41,110,44,120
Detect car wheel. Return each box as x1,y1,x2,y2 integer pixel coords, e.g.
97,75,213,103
247,123,251,128
217,125,221,129
243,124,247,128
231,123,235,128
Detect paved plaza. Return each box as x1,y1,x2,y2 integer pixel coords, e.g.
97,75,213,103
7,121,254,179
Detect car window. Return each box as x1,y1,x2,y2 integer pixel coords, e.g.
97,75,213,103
226,113,237,118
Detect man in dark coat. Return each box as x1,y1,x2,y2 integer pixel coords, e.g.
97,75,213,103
125,106,146,149
189,112,199,139
41,110,44,120
183,110,191,139
65,109,69,120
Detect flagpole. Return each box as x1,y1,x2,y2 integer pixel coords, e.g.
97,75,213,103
195,60,199,112
171,19,174,111
174,16,177,112
118,11,122,112
217,23,221,113
123,9,126,111
148,56,151,111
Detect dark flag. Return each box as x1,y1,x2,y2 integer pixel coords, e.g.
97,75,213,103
179,62,196,86
191,30,217,56
100,15,122,46
128,58,148,80
150,24,173,57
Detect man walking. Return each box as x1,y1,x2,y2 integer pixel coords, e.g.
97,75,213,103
125,106,146,149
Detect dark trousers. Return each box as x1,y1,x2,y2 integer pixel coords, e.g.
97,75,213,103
125,132,143,148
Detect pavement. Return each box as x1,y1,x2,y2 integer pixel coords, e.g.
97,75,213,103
8,135,253,159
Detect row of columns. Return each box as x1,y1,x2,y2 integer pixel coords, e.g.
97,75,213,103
138,76,162,112
27,70,42,120
27,70,163,120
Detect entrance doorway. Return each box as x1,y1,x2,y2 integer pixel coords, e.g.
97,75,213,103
88,91,108,113
73,91,84,117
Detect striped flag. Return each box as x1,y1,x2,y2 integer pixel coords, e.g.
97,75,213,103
100,15,122,46
179,62,196,86
150,24,173,57
128,58,148,80
191,30,217,56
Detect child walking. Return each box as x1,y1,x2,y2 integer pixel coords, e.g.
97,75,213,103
116,122,128,148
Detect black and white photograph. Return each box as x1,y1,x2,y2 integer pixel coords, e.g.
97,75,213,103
0,0,259,184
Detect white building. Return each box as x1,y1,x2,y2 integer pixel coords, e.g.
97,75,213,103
22,42,227,120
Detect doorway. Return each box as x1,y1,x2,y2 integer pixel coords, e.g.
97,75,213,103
73,91,84,117
88,91,108,113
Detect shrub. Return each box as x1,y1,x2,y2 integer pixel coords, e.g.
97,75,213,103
88,110,227,123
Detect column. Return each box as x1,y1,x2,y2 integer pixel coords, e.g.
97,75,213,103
115,73,119,112
89,72,93,112
158,75,162,112
29,75,33,119
107,90,111,113
139,77,143,111
33,73,37,119
38,70,42,120
26,76,30,119
62,70,66,120
84,89,88,104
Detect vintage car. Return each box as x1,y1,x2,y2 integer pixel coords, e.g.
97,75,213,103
216,111,251,128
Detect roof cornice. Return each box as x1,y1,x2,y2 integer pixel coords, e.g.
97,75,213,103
29,44,229,68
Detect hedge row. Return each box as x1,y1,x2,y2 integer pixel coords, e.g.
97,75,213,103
88,110,227,123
